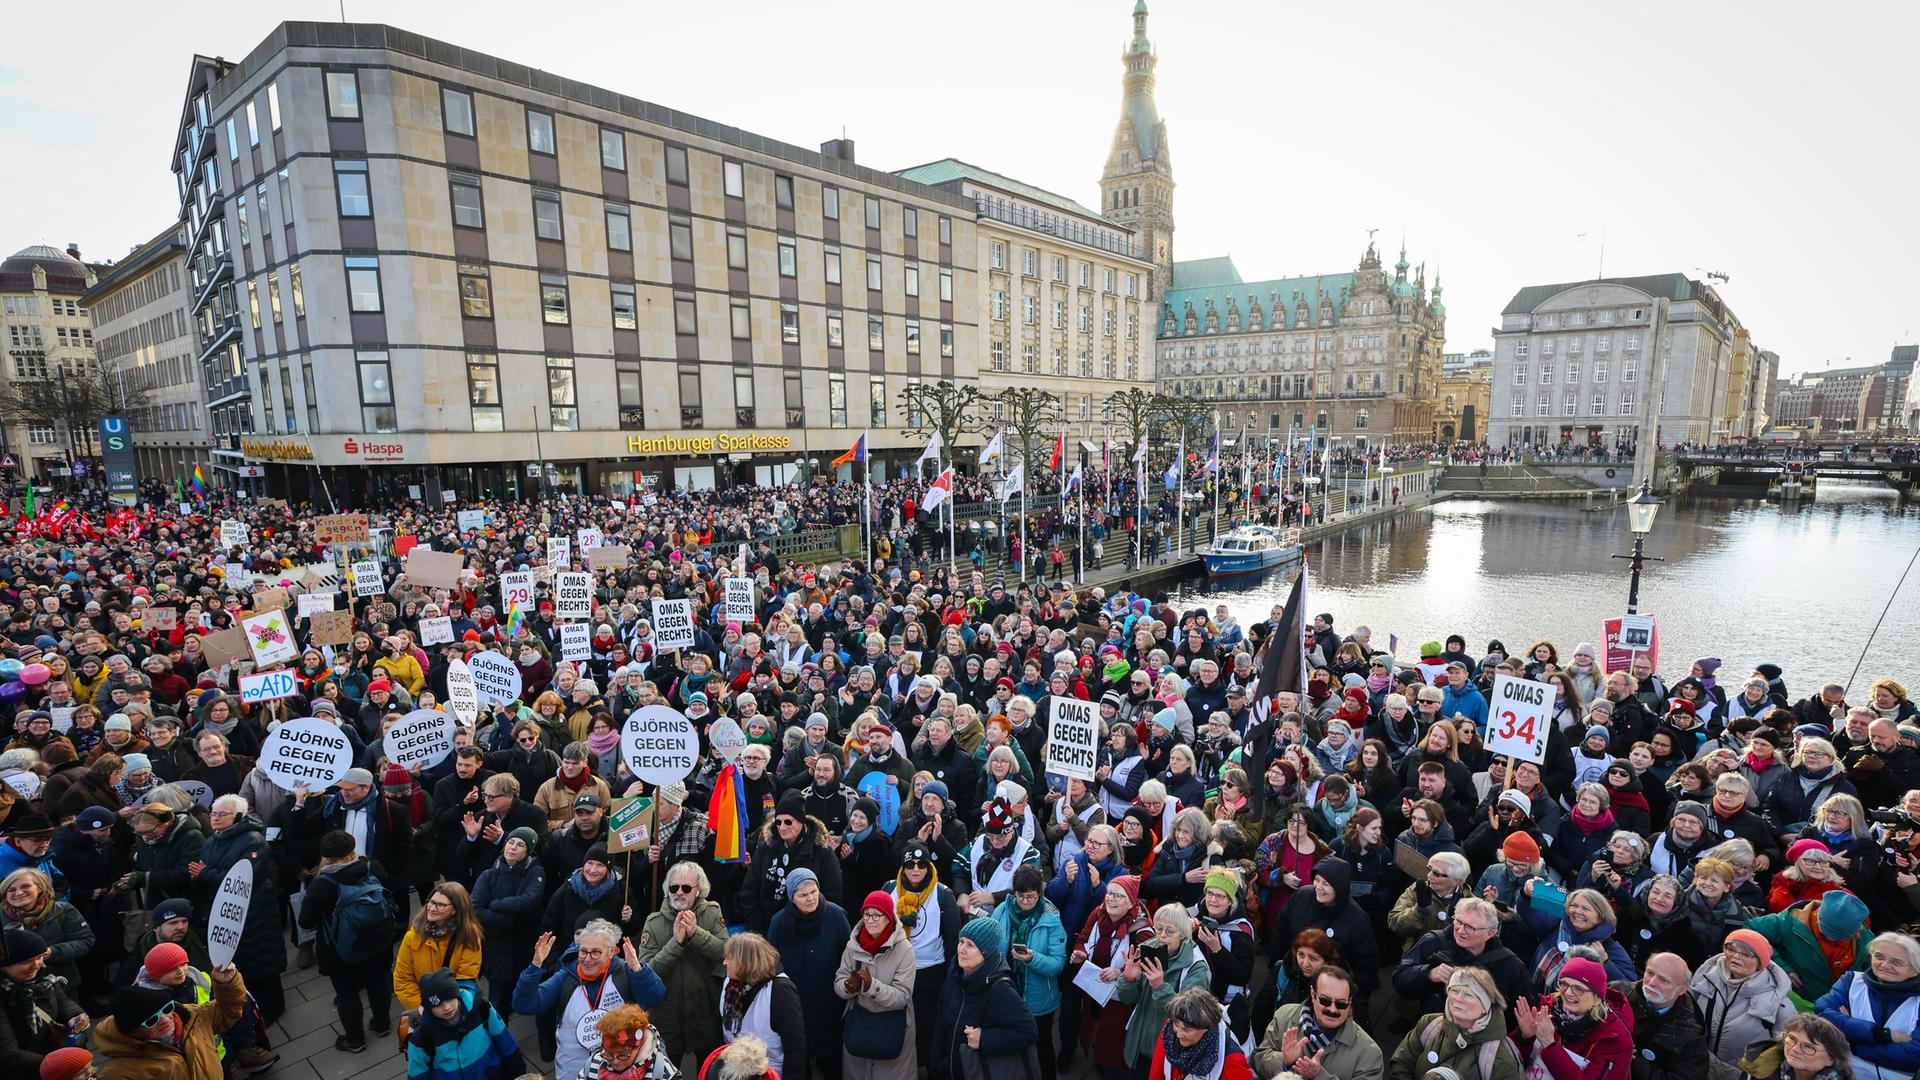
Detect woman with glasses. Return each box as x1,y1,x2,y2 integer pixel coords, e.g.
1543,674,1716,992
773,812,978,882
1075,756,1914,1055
1509,957,1632,1080
1519,886,1635,993
394,882,483,1015
1815,931,1920,1080
835,891,917,1080
1690,929,1800,1067
1188,869,1255,1051
1768,840,1852,913
0,928,88,1073
1118,904,1213,1074
1734,1013,1851,1080
490,719,560,802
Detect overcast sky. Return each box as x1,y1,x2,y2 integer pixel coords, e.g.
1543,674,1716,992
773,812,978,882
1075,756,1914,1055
6,0,1915,374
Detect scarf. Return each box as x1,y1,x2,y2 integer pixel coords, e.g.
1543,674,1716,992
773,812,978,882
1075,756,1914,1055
201,712,239,737
894,870,938,921
721,974,766,1032
2,971,65,1035
1294,1008,1337,1057
846,822,874,844
1089,905,1137,967
557,766,592,793
1713,793,1746,818
975,836,1018,890
4,894,53,931
1569,806,1616,837
67,724,102,756
419,916,455,941
856,913,895,955
1159,1019,1223,1078
116,773,159,808
587,727,621,759
569,869,620,903
1320,795,1359,835
1745,750,1776,773
1365,672,1390,694
1549,996,1602,1043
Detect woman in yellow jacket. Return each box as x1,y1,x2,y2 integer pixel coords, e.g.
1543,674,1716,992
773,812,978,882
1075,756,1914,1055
392,882,484,1011
373,635,428,698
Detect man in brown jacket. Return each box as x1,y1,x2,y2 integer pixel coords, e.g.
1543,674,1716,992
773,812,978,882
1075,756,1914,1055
95,963,246,1080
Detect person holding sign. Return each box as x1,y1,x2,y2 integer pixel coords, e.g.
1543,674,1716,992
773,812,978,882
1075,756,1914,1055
1066,876,1152,1076
189,795,286,1025
511,918,665,1080
94,961,247,1080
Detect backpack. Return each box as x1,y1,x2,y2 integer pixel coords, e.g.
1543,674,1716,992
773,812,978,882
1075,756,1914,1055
1420,1016,1518,1080
323,875,395,963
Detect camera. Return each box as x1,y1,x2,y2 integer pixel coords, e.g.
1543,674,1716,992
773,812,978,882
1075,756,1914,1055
1138,941,1168,967
1870,809,1920,829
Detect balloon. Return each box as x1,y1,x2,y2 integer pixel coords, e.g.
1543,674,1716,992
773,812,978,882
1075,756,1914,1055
0,659,21,682
15,664,48,687
0,683,24,708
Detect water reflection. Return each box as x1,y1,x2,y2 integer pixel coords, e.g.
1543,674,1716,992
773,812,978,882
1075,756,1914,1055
1175,484,1920,687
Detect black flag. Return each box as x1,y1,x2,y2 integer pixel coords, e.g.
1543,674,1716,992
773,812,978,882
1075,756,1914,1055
1246,564,1307,817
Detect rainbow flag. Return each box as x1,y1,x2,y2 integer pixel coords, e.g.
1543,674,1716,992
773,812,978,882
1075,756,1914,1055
189,465,208,497
504,607,523,641
706,762,749,862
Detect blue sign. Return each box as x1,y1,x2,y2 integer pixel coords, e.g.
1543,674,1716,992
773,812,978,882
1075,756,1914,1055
856,770,901,835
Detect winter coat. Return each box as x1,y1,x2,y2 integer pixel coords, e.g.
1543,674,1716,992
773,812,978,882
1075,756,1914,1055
88,967,245,1080
1814,970,1920,1074
542,867,628,940
1117,939,1212,1068
766,899,853,1059
470,854,545,952
1390,929,1529,1019
131,814,204,904
1142,838,1209,909
295,857,393,975
930,954,1040,1080
1688,955,1799,1065
714,972,807,1080
394,927,484,1010
1614,980,1708,1080
531,774,612,833
1386,1009,1524,1080
1546,813,1617,882
1274,867,1380,993
404,987,524,1080
1046,851,1126,940
742,819,844,933
190,815,285,977
1510,987,1635,1080
634,896,728,1058
835,922,917,1080
1744,898,1874,1002
1388,881,1468,944
1255,1003,1385,1080
1759,766,1854,836
989,897,1067,1016
1519,894,1637,990
841,830,899,905
0,901,94,986
509,950,666,1027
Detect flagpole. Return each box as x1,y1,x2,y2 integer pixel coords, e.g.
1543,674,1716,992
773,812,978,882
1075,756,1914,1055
1211,409,1221,544
862,431,873,565
1135,441,1145,568
1076,445,1086,585
1176,437,1186,556
946,456,955,575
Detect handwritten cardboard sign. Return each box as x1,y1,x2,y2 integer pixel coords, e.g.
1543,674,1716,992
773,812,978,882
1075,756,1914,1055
306,610,354,647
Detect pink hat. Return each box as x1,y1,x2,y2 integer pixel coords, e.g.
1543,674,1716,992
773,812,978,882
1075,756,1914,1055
1556,957,1608,995
1784,838,1831,866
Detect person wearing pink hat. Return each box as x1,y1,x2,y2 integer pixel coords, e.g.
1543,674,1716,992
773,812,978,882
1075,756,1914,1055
1768,838,1852,912
1511,955,1634,1080
1690,928,1800,1067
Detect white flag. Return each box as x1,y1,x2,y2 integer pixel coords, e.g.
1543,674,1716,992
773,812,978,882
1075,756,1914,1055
922,467,954,511
996,461,1025,503
1133,433,1149,463
917,432,944,472
978,429,1004,466
1062,462,1083,503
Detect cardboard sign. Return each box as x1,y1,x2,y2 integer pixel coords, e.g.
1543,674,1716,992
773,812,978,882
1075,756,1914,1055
707,717,746,762
1393,838,1431,881
466,650,523,706
440,489,457,504
47,707,74,734
146,606,178,631
219,520,248,549
384,709,456,770
605,796,655,854
0,772,40,799
499,570,534,615
547,537,571,568
1487,673,1554,765
1043,694,1100,782
576,527,603,552
199,627,250,669
555,572,592,621
856,770,901,834
315,513,370,546
456,509,486,533
445,658,479,726
587,544,630,570
724,578,756,624
652,598,695,650
559,623,591,662
206,859,254,968
622,704,700,786
222,563,253,590
418,616,454,646
251,587,291,615
350,558,384,597
306,610,354,647
260,718,355,790
405,549,464,591
297,592,335,618
239,668,300,704
241,609,298,668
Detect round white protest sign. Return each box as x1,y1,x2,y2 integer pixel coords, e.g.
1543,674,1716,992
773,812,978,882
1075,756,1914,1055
622,704,700,786
173,780,216,808
466,651,523,707
576,1009,607,1047
260,718,355,791
445,658,479,726
385,710,456,771
206,858,255,968
707,717,746,763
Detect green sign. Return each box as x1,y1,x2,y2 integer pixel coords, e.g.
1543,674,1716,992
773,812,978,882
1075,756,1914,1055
606,796,654,853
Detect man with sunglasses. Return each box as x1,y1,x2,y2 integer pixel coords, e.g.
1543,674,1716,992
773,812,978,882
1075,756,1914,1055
96,960,247,1080
1253,965,1382,1080
635,863,727,1074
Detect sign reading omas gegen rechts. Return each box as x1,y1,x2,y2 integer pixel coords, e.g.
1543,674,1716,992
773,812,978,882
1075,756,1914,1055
652,598,695,650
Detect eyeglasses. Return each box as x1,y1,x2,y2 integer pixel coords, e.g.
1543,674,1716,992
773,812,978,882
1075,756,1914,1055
1554,981,1593,997
139,1000,177,1028
426,898,451,908
774,817,799,828
1314,993,1351,1011
667,884,696,895
1455,922,1495,935
1783,1034,1827,1057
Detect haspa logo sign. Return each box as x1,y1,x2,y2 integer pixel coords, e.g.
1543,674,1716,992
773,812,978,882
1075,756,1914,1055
342,437,410,463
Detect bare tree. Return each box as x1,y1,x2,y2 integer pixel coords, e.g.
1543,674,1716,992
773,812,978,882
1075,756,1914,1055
1103,387,1164,460
898,380,985,476
995,387,1064,479
0,365,153,459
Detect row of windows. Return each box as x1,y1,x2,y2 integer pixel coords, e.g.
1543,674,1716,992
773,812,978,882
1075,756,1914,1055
1515,335,1640,358
987,341,1139,382
1509,392,1638,416
1533,308,1644,330
7,297,87,318
991,291,1138,338
987,242,1138,296
1512,365,1637,385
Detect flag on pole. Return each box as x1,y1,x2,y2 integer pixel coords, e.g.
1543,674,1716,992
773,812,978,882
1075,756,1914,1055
1049,432,1065,471
1247,565,1308,816
707,762,750,862
1204,434,1220,474
916,432,944,473
1164,439,1184,491
1134,433,1149,463
21,484,32,519
978,429,1004,466
830,434,867,469
1102,437,1111,474
996,461,1025,503
1062,462,1082,503
922,467,953,511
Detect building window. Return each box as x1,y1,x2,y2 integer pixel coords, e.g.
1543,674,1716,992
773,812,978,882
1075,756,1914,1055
236,194,250,245
468,352,502,430
827,311,844,349
266,81,282,130
533,191,563,241
1620,390,1636,413
1514,368,1527,385
1568,361,1580,381
723,161,744,197
904,263,919,297
1593,392,1606,412
304,359,318,432
939,216,952,244
548,356,578,430
822,186,840,220
457,262,491,318
289,262,304,317
727,227,748,270
357,350,395,431
670,219,694,262
278,169,293,225
1053,256,1066,282
246,281,260,329
600,128,625,170
267,276,282,322
618,360,644,429
735,371,757,427
1023,344,1038,373
540,275,569,325
941,324,954,358
868,316,884,351
1512,398,1525,417
1515,341,1530,358
905,320,920,355
866,257,882,291
871,376,888,427
780,304,800,345
243,101,259,147
326,72,359,119
785,371,805,426
450,175,484,228
526,110,556,155
674,293,698,336
1023,296,1037,325
778,238,797,277
991,341,1008,371
611,284,637,330
991,291,1006,321
991,242,1006,270
606,207,632,251
1565,400,1577,416
774,175,794,209
1023,249,1037,276
824,246,842,284
1052,301,1065,329
1540,368,1552,385
442,88,475,136
27,427,56,446
345,257,381,312
665,145,688,186
903,208,918,237
828,372,847,428
730,299,752,340
331,160,371,217
939,268,953,303
865,197,881,229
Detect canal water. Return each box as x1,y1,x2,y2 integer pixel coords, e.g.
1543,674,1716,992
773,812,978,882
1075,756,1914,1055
1171,483,1920,688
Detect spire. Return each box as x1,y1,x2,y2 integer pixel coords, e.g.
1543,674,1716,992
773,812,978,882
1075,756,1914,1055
1395,238,1409,279
1131,0,1151,53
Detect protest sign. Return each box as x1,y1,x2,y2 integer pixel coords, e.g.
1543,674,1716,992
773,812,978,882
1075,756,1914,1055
1043,695,1100,782
621,704,701,786
547,537,571,568
456,509,486,533
241,609,298,667
251,587,290,615
707,718,746,762
466,651,523,706
577,527,602,552
1603,614,1659,675
555,572,592,622
587,544,630,570
206,859,254,968
350,559,384,597
606,797,656,854
418,616,454,646
404,549,463,591
315,513,369,546
306,610,354,647
384,709,456,770
856,770,901,834
499,570,534,615
199,627,250,669
0,772,40,799
48,707,74,733
222,563,253,590
145,606,177,631
296,592,334,618
559,623,590,661
239,668,300,704
652,598,695,650
440,489,457,503
1487,673,1553,765
445,658,479,726
724,578,756,624
260,718,355,790
219,520,248,549
174,780,215,808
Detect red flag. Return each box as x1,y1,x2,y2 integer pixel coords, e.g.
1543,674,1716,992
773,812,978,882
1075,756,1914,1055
921,468,954,512
1050,433,1065,471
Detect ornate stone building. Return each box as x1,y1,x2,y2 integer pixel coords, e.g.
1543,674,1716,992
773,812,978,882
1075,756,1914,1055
1099,0,1174,303
1154,241,1447,447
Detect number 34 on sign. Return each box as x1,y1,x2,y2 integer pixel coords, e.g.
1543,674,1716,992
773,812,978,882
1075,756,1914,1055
1486,673,1553,765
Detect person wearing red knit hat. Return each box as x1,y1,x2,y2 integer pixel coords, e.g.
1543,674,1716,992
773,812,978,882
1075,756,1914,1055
1512,955,1634,1080
1767,838,1851,912
37,1047,91,1080
136,940,279,1074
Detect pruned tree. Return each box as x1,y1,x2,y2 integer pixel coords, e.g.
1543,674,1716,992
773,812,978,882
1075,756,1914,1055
898,379,985,475
1154,395,1215,457
995,386,1064,478
0,363,154,459
1103,387,1164,460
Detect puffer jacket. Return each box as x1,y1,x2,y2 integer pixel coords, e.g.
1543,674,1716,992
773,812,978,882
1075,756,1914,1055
1511,986,1635,1080
88,967,245,1080
989,896,1067,1016
634,895,728,1058
131,814,205,904
930,953,1040,1080
0,900,94,986
470,853,544,948
1687,954,1799,1065
403,987,524,1080
1814,970,1920,1075
1385,1009,1523,1080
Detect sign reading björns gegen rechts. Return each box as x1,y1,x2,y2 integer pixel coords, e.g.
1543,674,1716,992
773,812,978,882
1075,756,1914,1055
445,658,480,726
384,709,457,770
206,859,254,968
260,718,356,790
652,599,695,650
466,651,523,706
1044,695,1100,782
622,705,700,786
1487,673,1553,765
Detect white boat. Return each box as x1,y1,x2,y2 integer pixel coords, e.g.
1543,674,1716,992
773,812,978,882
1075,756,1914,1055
1201,525,1303,578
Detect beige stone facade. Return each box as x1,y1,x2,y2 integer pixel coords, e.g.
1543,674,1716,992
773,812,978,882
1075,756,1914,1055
82,227,208,485
0,246,102,481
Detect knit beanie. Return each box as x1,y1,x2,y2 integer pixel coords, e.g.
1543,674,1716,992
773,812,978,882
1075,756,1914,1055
143,942,189,978
1445,967,1493,1012
1204,869,1239,901
111,984,177,1033
505,827,540,851
960,916,1005,959
1671,801,1711,828
784,867,819,897
1724,928,1773,969
3,929,46,965
1783,838,1830,866
1501,831,1541,862
38,1048,92,1080
1557,956,1608,995
1816,890,1869,940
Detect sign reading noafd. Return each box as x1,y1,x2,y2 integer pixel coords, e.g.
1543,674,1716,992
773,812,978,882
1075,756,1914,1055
238,668,300,705
1486,673,1553,765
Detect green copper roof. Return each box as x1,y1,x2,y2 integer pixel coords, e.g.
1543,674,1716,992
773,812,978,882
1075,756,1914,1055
1172,257,1243,290
1164,270,1359,332
893,158,1102,221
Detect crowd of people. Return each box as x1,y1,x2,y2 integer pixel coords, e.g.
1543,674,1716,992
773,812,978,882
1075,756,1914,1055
0,481,1914,1080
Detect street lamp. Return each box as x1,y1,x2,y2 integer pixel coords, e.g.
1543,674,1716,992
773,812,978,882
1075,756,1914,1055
1615,480,1664,613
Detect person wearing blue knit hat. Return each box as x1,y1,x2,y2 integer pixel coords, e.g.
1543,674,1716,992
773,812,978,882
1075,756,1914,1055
932,915,1039,1080
1746,889,1875,1004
